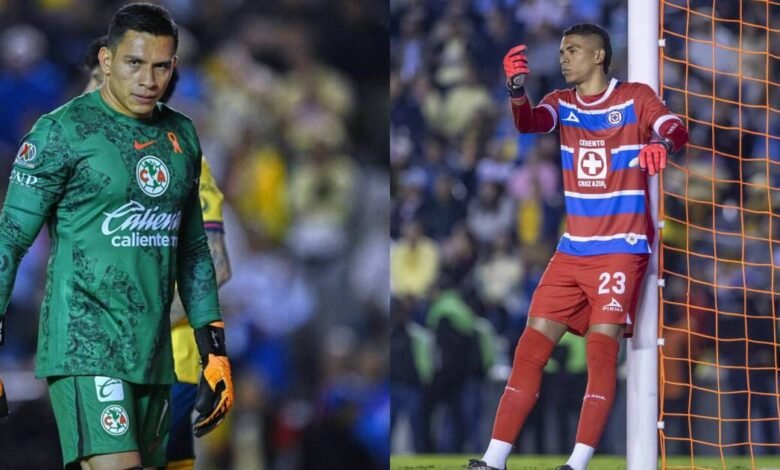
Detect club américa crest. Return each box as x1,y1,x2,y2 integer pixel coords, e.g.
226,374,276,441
101,404,130,435
136,156,170,197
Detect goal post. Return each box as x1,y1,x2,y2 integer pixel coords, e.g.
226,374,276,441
626,1,661,469
656,0,780,464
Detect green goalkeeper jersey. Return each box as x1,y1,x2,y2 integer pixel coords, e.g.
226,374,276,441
0,90,221,384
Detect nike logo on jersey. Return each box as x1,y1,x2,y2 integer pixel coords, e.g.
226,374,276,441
563,111,580,123
134,140,157,150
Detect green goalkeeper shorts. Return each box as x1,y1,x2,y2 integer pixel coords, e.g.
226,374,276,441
47,376,171,468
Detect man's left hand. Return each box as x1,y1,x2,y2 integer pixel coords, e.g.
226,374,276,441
193,321,233,437
638,142,668,176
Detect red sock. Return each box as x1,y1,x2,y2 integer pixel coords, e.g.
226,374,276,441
491,327,555,443
575,332,620,447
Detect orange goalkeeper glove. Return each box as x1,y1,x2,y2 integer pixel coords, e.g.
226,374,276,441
193,321,233,437
638,141,671,176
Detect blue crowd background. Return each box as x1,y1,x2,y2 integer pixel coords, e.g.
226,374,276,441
0,1,389,469
390,0,780,458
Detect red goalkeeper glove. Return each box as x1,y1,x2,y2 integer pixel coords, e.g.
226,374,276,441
503,44,530,97
193,321,233,437
638,141,670,176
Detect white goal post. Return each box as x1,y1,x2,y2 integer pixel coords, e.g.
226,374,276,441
626,0,661,469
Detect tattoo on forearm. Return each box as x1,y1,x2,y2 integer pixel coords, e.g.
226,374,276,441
206,231,231,288
172,231,230,325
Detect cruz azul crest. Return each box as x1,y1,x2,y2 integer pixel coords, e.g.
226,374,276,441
607,110,623,126
136,156,170,197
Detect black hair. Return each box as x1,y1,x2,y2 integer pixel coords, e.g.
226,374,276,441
82,35,107,72
563,23,612,74
107,2,178,52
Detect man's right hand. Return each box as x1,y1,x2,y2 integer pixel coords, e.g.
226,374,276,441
503,44,530,92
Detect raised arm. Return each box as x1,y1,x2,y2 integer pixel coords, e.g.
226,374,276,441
510,96,557,134
503,44,557,134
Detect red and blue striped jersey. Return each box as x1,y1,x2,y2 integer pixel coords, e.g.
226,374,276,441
535,78,682,256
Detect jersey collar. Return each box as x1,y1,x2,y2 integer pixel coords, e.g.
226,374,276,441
575,78,618,107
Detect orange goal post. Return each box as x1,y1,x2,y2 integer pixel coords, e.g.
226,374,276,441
652,0,780,468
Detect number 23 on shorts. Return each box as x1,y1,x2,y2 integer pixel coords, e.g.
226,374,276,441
596,270,629,322
598,271,626,295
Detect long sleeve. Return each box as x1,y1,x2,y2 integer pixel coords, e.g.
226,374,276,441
511,99,555,133
510,91,558,134
0,119,72,314
655,117,688,152
176,155,221,329
637,83,689,152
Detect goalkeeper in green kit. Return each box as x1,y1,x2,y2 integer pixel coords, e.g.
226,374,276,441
0,3,233,469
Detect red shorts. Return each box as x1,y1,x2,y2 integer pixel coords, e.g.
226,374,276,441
528,252,650,337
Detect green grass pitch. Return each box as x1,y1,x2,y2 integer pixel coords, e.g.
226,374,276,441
390,454,780,469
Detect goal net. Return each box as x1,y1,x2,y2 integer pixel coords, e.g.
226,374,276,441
658,0,780,465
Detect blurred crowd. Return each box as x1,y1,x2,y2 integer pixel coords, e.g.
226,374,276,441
0,1,389,469
390,0,779,458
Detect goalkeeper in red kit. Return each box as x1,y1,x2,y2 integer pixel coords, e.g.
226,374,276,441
468,24,688,470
